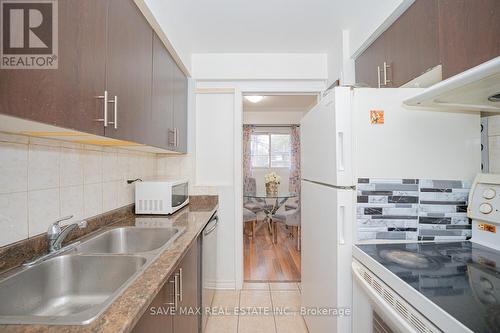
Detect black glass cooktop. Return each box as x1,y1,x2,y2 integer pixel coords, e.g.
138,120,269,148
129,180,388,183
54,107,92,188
357,241,500,333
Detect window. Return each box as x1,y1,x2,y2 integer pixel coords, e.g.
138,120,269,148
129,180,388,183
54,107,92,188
250,133,291,168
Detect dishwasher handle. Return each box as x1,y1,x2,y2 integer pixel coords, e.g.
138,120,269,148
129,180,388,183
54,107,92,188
204,215,218,236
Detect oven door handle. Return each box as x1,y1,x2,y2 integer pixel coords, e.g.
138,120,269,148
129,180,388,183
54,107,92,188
352,262,420,333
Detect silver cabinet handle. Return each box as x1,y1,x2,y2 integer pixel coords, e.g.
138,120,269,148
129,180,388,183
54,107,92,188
108,95,118,129
383,62,391,86
377,66,381,88
179,268,183,302
174,128,179,147
166,278,177,308
95,90,109,127
173,273,180,309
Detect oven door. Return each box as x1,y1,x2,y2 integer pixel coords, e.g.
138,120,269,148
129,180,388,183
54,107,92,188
352,260,441,333
171,182,189,211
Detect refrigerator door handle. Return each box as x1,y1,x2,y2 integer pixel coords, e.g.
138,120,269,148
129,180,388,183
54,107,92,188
338,131,345,172
338,205,345,245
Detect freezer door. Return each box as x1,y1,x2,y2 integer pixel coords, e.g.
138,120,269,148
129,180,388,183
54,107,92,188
301,180,353,333
301,87,353,186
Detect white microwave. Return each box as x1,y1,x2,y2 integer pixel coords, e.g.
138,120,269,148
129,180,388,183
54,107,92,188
135,179,189,215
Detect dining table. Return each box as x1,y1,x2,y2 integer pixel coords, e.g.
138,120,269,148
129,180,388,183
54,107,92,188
243,191,298,243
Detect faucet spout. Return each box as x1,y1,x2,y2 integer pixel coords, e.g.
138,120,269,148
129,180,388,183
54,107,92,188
47,216,87,253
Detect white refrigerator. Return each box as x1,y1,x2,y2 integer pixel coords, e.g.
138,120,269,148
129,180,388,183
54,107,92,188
300,87,480,333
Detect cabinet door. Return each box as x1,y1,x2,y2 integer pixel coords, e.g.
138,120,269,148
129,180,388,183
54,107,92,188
173,238,200,333
438,0,500,79
131,273,175,333
354,36,387,88
173,64,188,153
383,0,439,86
106,0,152,143
0,0,107,135
151,34,174,149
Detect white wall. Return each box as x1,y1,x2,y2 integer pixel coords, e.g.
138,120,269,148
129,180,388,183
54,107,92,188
347,0,410,57
194,80,323,289
243,111,304,125
140,0,192,73
192,53,328,80
195,91,240,288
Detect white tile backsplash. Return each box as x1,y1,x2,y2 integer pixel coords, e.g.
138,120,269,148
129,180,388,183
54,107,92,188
102,181,120,212
60,147,84,186
60,185,84,223
0,142,28,194
28,188,60,236
102,149,119,182
0,132,163,247
0,192,28,245
28,143,60,190
84,183,103,218
83,149,103,185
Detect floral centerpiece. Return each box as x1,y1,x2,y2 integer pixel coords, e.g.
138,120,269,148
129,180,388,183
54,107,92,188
265,172,281,195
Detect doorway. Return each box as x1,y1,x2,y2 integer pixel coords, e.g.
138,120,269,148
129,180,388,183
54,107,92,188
241,94,316,282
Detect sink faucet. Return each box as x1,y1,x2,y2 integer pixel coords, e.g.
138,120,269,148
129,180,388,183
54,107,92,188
47,215,87,253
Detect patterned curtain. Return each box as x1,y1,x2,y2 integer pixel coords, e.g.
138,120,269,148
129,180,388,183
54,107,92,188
243,125,254,193
289,125,301,195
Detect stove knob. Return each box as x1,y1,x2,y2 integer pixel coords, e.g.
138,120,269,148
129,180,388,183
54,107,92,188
483,188,496,200
480,203,493,214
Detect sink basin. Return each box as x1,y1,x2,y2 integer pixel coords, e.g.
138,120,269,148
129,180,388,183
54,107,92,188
76,227,180,254
0,254,146,324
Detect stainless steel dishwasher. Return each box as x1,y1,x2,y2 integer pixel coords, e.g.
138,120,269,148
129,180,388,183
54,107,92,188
201,212,218,332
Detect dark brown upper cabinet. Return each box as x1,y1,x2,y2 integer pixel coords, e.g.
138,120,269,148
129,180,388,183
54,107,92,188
356,0,440,88
172,63,188,153
105,0,153,144
0,0,107,135
355,0,500,87
151,33,175,149
0,0,188,153
438,0,500,79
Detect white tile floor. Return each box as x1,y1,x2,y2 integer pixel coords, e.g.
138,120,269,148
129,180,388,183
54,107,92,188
205,282,309,333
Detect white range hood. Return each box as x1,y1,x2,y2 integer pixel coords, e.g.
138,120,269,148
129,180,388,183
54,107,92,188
404,56,500,112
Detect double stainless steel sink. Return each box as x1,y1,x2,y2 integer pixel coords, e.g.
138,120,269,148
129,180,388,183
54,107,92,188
0,226,184,325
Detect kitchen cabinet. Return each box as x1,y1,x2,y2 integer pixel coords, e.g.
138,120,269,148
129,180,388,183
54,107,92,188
355,0,499,87
438,0,500,79
150,34,175,149
104,0,153,144
173,237,200,333
172,63,188,153
355,0,440,87
353,33,388,88
131,274,175,333
0,0,188,153
0,0,107,135
132,237,200,333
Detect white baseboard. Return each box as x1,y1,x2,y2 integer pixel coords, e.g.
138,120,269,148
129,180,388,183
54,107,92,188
215,280,237,290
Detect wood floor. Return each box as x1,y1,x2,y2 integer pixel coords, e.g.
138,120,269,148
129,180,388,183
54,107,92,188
244,221,301,282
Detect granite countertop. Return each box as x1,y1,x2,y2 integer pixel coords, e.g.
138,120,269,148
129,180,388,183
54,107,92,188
0,197,218,333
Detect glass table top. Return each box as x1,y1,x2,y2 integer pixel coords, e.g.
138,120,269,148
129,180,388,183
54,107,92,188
357,241,500,333
243,192,298,199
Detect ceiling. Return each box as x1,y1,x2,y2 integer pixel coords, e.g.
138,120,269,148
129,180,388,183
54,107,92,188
243,95,317,112
144,0,405,69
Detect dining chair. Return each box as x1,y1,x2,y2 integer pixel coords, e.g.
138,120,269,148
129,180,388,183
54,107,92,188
274,206,301,251
243,208,257,238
